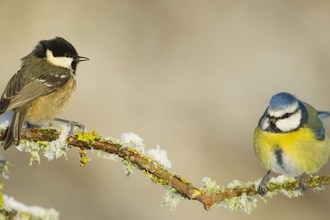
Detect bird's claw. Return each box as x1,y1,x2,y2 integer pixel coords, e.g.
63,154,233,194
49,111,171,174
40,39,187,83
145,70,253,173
54,118,85,138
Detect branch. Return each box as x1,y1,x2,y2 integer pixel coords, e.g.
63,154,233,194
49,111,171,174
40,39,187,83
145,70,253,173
0,194,59,220
1,127,330,213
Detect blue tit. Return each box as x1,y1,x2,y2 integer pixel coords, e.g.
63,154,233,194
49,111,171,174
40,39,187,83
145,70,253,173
253,92,330,195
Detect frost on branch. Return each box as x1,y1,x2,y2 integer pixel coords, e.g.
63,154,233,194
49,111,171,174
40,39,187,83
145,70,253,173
120,132,145,153
146,145,171,169
207,178,258,214
161,186,184,211
11,124,70,165
118,132,172,175
1,124,330,215
1,195,59,220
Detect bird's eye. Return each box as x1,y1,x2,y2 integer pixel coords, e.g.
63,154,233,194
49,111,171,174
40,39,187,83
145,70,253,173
64,53,70,57
280,113,290,119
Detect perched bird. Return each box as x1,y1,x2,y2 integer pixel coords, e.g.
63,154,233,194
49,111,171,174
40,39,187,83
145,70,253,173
253,92,330,195
0,37,89,149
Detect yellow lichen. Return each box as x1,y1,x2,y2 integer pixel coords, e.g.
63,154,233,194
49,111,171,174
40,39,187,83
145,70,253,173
180,177,188,184
77,130,98,144
144,170,167,185
191,189,202,198
79,148,90,167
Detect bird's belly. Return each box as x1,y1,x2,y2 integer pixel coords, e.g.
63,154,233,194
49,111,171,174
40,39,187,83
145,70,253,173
268,148,303,176
26,78,76,124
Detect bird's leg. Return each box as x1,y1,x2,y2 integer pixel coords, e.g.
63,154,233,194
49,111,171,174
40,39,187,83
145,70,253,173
54,118,85,137
300,172,308,192
259,170,271,196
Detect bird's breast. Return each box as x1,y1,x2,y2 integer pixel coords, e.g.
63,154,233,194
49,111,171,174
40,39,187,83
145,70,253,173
25,77,76,124
253,126,330,176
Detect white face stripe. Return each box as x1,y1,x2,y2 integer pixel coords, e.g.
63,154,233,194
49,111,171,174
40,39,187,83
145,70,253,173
46,49,73,71
268,101,299,118
275,110,302,132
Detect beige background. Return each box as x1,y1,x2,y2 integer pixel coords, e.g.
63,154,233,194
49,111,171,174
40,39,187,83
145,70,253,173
1,1,330,219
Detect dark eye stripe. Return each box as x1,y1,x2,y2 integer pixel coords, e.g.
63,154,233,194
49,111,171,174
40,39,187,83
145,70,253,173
278,112,292,119
268,107,299,120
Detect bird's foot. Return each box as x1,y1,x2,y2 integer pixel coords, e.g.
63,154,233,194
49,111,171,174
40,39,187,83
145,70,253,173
259,170,271,196
300,172,309,193
54,118,85,138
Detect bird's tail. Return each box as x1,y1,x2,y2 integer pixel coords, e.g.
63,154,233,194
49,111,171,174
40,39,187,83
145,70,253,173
3,110,25,150
317,111,330,121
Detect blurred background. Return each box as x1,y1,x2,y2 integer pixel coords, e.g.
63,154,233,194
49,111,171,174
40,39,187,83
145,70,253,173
1,1,330,219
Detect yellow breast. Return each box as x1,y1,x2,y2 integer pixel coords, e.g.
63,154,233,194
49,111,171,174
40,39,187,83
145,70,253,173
253,126,330,176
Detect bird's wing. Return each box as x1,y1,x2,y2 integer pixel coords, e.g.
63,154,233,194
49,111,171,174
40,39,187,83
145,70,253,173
0,67,71,113
314,127,326,141
303,103,330,141
313,111,330,141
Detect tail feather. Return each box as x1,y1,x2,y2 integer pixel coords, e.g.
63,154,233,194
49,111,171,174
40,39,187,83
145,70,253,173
3,110,25,150
317,111,330,121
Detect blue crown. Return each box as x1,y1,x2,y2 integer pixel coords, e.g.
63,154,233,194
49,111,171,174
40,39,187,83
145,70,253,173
269,92,297,111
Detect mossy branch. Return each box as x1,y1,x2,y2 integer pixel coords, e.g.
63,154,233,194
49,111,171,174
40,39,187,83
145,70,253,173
1,127,330,213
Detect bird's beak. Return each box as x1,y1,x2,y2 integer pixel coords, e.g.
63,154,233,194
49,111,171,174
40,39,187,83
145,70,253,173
269,117,277,124
77,56,89,62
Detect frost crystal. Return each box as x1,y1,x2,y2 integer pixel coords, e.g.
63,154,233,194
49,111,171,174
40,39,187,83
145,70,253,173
216,192,258,214
14,125,70,164
201,177,222,195
227,179,243,188
122,159,136,176
101,153,118,162
3,195,59,220
161,187,184,211
146,145,171,169
269,175,293,184
0,120,9,130
268,175,302,198
120,132,145,153
42,125,70,160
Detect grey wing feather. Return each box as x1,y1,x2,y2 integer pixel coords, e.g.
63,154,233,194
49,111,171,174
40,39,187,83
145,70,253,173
0,68,71,113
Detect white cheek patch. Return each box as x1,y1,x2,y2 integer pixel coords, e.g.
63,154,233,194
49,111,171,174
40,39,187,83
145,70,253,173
268,101,298,118
276,110,302,132
46,49,73,70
